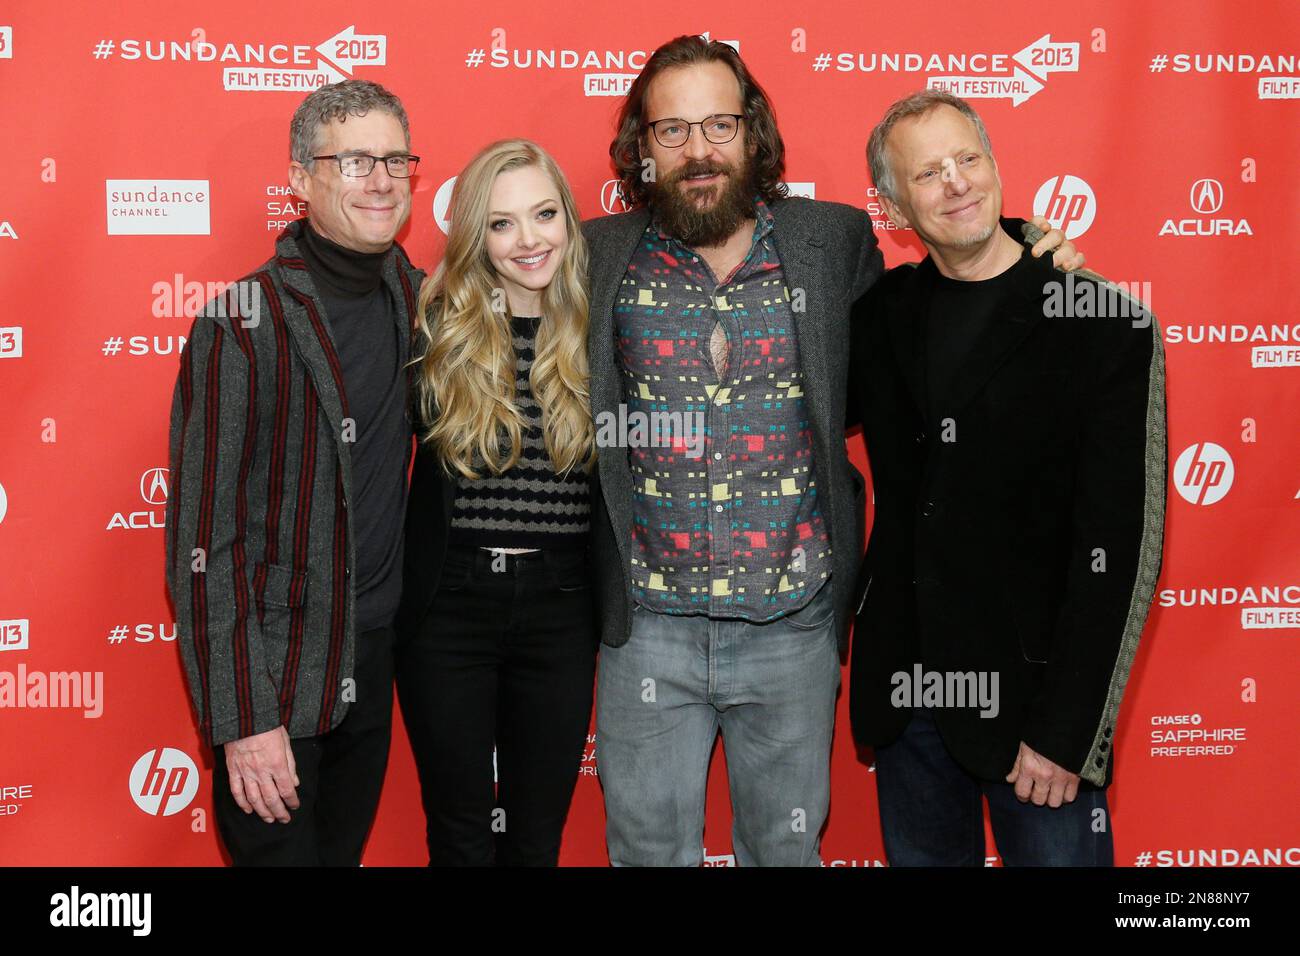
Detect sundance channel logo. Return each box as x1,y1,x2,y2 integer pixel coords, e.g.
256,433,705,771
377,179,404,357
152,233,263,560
106,180,211,236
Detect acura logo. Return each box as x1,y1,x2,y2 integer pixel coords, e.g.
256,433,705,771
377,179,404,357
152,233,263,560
1189,178,1223,215
601,179,630,215
140,468,170,505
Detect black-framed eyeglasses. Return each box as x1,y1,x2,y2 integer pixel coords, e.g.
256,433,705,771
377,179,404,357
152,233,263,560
312,153,421,178
644,114,744,149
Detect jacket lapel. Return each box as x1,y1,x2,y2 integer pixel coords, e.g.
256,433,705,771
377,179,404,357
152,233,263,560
887,250,1047,424
586,209,649,418
274,255,354,496
886,262,931,422
770,200,832,467
271,221,419,499
379,244,420,356
941,251,1048,416
586,209,650,566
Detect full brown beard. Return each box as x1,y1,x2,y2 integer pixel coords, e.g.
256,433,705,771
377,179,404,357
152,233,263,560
646,154,756,248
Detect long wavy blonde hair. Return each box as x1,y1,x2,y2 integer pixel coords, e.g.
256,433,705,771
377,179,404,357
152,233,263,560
412,139,595,479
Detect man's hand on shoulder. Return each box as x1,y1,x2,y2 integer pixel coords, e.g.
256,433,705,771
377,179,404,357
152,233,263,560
224,725,300,824
1028,215,1086,272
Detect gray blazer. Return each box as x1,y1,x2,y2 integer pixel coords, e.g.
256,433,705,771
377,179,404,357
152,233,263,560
164,221,424,747
583,197,884,654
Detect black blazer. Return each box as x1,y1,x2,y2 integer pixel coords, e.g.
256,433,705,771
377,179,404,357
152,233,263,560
846,229,1167,787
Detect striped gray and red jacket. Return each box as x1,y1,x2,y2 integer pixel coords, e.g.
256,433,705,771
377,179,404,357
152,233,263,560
164,220,424,748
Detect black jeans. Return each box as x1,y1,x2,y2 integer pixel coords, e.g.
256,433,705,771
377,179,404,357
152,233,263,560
395,544,598,866
874,707,1114,866
211,625,395,866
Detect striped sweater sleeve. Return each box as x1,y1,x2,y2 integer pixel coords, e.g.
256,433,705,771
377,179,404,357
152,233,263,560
165,303,282,748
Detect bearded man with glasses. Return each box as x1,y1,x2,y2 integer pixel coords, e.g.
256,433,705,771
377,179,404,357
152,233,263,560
583,34,1084,866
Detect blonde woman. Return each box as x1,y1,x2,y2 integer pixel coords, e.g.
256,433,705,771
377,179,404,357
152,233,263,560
394,139,597,866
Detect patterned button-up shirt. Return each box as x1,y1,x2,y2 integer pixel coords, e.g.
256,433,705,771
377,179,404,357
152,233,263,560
613,195,831,621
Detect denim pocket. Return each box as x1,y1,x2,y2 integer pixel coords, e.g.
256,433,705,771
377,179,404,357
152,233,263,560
782,583,835,631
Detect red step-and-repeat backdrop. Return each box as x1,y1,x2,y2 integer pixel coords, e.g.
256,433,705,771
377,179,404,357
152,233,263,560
2,0,1298,866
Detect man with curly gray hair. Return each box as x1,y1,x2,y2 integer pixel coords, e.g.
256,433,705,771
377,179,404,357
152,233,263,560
166,79,424,865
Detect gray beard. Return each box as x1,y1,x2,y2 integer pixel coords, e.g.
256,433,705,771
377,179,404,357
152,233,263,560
950,218,998,249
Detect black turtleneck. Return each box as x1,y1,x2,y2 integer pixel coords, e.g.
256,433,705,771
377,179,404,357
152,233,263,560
298,219,389,296
296,219,409,634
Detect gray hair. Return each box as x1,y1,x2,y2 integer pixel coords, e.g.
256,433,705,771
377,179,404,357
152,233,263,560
867,89,994,203
290,79,410,170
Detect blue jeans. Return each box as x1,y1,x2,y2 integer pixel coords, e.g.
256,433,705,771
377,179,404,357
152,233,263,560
874,708,1114,866
596,582,840,866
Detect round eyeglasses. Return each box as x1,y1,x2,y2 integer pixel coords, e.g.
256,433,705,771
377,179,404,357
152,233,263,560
644,114,744,149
